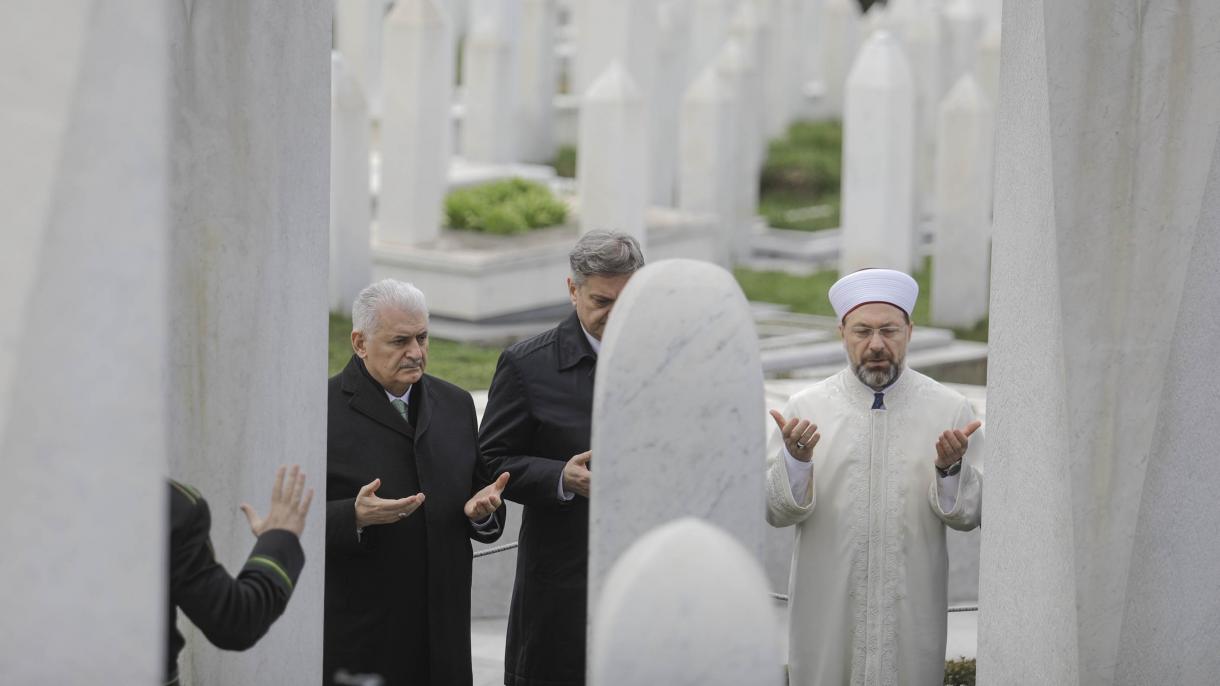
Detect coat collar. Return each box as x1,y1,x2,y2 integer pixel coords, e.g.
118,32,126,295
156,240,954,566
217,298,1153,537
339,355,432,439
556,310,597,371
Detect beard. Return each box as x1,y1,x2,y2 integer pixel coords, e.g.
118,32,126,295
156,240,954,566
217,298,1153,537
852,352,903,390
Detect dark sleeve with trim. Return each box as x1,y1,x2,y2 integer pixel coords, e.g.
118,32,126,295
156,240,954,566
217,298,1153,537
170,487,305,652
478,350,568,507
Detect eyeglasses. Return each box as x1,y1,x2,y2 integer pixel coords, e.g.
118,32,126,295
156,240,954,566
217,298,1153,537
847,325,906,342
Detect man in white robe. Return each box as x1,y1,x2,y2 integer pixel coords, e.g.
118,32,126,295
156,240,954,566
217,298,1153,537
765,269,983,686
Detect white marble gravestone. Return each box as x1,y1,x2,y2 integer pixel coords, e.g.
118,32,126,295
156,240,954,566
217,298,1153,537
979,2,1220,683
335,0,386,117
589,518,784,686
839,31,917,274
515,0,557,163
578,62,647,242
680,65,739,266
729,0,770,159
379,0,454,245
166,1,331,683
758,0,795,138
716,38,762,262
0,2,168,681
650,0,689,208
587,259,766,616
931,74,992,329
819,0,860,118
689,0,736,77
331,53,373,313
938,0,983,102
461,1,519,163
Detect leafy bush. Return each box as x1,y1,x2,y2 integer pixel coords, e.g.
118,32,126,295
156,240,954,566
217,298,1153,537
944,658,976,686
444,178,568,235
760,120,842,197
551,145,577,179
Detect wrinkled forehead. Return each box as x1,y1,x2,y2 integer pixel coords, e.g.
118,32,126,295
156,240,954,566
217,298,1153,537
375,306,428,336
842,302,908,328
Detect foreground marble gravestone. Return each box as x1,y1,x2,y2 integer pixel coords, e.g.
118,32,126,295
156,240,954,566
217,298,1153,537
590,518,783,686
587,259,767,619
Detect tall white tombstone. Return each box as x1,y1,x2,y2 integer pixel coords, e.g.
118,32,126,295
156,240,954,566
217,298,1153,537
587,259,766,613
717,38,763,262
729,0,770,158
515,0,557,163
578,63,647,243
574,0,655,101
890,0,941,213
975,22,1002,113
461,5,519,163
689,0,736,77
331,54,373,314
590,519,784,686
799,0,825,97
938,0,984,101
0,2,168,681
650,0,688,207
839,31,917,274
931,74,993,329
335,0,386,117
820,0,860,117
379,0,454,245
757,0,795,138
979,2,1220,684
680,65,739,266
166,2,331,683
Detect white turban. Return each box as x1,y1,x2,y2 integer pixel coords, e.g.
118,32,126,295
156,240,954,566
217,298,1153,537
828,269,919,322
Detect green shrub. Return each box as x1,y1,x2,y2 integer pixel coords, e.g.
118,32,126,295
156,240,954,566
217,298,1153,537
444,178,568,235
944,658,976,686
551,145,577,179
760,120,842,197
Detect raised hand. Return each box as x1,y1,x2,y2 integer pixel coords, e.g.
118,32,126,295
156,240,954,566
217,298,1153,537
465,472,510,521
240,464,315,538
770,410,820,463
562,451,592,498
353,477,425,528
935,420,982,469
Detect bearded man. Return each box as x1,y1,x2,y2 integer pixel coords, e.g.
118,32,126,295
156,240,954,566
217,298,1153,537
765,268,983,686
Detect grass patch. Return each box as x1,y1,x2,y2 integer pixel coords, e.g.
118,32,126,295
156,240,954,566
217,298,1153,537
446,178,568,235
734,260,988,341
328,313,503,391
759,120,842,232
551,145,577,179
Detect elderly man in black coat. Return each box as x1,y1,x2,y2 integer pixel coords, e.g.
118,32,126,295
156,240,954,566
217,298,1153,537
325,279,508,686
479,231,645,686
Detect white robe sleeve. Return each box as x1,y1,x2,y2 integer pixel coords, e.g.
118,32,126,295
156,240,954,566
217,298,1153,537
766,400,817,528
929,400,983,531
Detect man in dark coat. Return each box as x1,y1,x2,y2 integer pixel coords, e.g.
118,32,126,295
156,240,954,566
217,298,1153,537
479,231,645,686
326,279,508,686
166,465,313,685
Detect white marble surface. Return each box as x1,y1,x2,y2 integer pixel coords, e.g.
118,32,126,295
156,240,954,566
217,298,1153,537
938,0,983,103
461,1,519,163
689,0,736,78
330,53,373,314
167,2,330,683
649,0,687,208
717,39,763,263
839,31,917,274
729,0,769,159
931,74,992,329
978,2,1220,683
0,2,168,681
588,259,767,621
590,519,784,686
379,0,454,245
578,63,647,243
335,0,385,117
514,0,557,163
758,0,795,139
680,65,739,266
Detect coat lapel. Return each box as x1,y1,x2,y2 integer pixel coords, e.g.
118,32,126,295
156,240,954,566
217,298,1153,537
340,356,414,439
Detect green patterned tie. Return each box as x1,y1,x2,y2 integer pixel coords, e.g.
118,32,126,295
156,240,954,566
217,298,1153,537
390,398,408,422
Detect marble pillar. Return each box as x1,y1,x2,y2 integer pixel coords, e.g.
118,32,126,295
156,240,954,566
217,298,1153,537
680,64,739,266
758,0,794,139
839,31,917,274
379,0,454,245
578,63,647,243
978,2,1220,684
331,53,373,314
587,259,766,615
819,0,860,118
516,0,557,163
461,2,519,163
0,1,168,681
931,74,992,329
730,0,770,158
650,0,689,207
590,519,783,686
717,38,762,262
166,1,330,683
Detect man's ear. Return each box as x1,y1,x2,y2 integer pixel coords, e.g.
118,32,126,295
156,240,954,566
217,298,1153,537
351,330,366,358
567,277,579,307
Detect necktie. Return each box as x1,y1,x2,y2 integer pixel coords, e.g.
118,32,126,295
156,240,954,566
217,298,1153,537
872,392,885,410
390,398,408,422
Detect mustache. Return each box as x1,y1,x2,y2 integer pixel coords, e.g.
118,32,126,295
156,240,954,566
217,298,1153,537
398,358,424,369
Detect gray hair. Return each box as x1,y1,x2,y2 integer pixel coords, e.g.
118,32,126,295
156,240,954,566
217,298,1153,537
352,279,428,335
568,231,645,285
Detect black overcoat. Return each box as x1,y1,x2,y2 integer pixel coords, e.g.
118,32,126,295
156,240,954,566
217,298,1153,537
325,356,505,686
478,311,596,686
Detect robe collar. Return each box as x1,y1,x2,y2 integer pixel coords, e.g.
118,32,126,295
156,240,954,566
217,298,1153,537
843,364,910,408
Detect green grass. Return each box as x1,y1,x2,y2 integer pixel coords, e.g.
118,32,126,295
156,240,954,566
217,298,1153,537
733,260,989,341
759,120,843,232
328,313,503,391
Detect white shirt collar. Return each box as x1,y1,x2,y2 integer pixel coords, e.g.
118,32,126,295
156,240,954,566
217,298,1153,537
384,386,413,404
580,325,601,355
